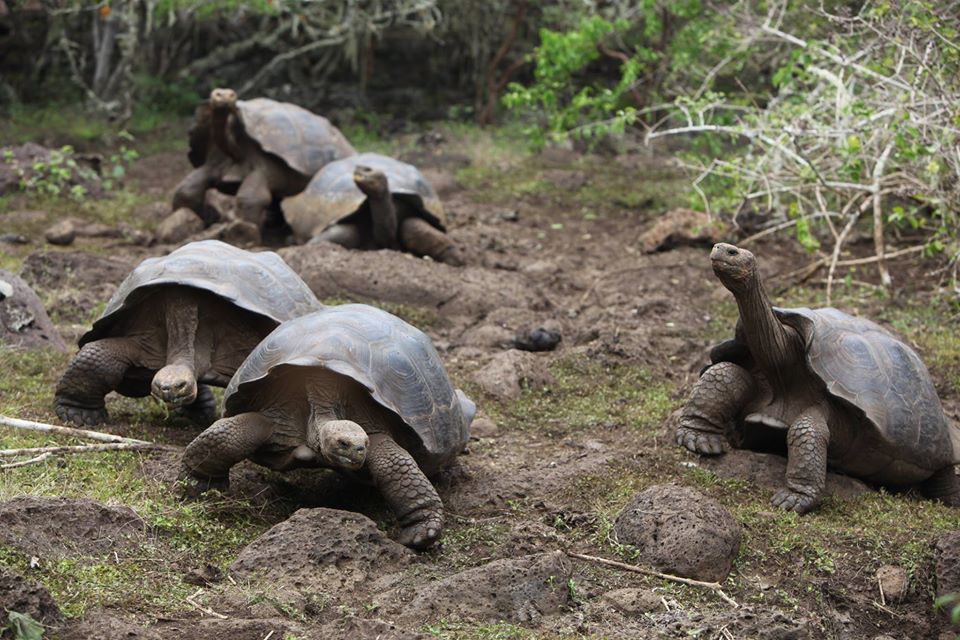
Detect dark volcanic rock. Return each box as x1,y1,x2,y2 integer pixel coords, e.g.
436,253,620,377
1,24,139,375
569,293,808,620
0,268,66,351
614,484,741,582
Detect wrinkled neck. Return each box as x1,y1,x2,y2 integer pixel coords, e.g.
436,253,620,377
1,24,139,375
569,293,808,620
164,292,198,370
367,191,399,249
211,107,239,159
734,277,797,375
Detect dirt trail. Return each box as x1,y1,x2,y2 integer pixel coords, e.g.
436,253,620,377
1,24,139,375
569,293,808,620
1,130,958,640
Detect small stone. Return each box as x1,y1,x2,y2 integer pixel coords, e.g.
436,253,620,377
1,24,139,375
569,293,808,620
602,587,661,616
0,279,12,299
496,209,519,222
155,207,204,244
876,565,908,603
513,326,562,352
44,219,76,246
470,416,499,439
198,219,261,247
203,190,234,224
0,233,29,244
471,349,554,400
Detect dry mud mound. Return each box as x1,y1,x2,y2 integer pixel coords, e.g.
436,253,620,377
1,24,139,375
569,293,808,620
280,242,546,318
0,268,66,351
614,484,741,582
230,507,412,592
384,551,573,626
0,496,147,556
0,567,61,629
19,250,135,324
696,449,872,500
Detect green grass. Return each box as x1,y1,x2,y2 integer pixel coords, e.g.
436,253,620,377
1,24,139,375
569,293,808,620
482,354,675,437
0,345,288,617
424,620,584,639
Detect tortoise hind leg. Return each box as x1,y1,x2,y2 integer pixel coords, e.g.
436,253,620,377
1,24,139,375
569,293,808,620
313,223,363,249
399,217,465,266
54,337,142,426
677,361,754,455
367,433,443,550
921,466,960,506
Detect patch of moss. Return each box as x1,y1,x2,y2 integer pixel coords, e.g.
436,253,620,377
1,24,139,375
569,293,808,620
486,355,674,437
424,620,581,639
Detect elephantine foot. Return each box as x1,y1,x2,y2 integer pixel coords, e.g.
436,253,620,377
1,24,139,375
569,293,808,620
177,470,230,499
54,399,109,427
675,425,728,456
396,514,443,550
173,384,218,425
771,487,819,513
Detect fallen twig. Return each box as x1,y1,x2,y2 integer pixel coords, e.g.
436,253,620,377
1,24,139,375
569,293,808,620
0,453,53,470
565,551,738,607
185,588,228,620
0,442,172,458
0,415,152,445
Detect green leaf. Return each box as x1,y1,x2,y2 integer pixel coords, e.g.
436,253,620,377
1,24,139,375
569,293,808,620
7,611,45,640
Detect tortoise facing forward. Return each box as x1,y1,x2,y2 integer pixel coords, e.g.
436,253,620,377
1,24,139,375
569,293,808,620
54,240,321,426
281,152,465,265
180,304,475,549
677,243,960,512
172,88,356,229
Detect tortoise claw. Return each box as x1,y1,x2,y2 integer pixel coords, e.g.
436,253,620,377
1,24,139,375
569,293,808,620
676,426,727,456
396,515,443,550
771,488,818,514
54,400,109,427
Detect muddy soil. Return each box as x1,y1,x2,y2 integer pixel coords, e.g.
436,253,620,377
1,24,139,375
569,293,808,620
1,128,959,640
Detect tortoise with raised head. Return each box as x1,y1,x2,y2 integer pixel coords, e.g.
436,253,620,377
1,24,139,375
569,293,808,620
54,240,321,426
677,242,960,512
281,152,465,265
180,304,476,550
172,88,356,229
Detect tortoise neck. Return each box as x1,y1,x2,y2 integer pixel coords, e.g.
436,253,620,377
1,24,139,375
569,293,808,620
211,106,240,160
734,276,798,374
367,191,399,249
164,290,198,370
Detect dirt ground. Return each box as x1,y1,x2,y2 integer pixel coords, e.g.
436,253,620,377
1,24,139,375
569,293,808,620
1,124,960,640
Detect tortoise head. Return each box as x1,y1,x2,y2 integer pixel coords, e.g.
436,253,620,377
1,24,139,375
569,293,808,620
311,419,369,471
151,364,198,408
353,165,389,198
711,243,758,294
209,88,238,111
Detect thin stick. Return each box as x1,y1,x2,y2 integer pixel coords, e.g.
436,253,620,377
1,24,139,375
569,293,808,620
565,551,738,607
0,415,152,445
185,588,228,620
0,442,172,458
878,573,886,606
871,141,896,288
0,453,53,470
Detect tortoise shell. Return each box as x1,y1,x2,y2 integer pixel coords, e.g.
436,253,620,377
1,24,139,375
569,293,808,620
80,240,321,346
281,152,445,240
188,98,356,177
224,304,473,458
718,306,956,469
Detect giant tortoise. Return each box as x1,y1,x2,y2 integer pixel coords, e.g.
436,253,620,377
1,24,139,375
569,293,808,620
281,152,465,265
172,88,356,229
54,240,321,426
179,304,476,549
677,242,960,512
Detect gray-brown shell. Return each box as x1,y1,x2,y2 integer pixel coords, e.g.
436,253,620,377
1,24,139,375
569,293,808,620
719,306,956,469
224,304,473,457
281,152,445,239
79,240,321,346
189,98,356,177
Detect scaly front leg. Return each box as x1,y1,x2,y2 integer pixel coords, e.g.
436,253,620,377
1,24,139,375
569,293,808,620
367,433,443,550
677,361,755,455
54,337,142,426
772,405,830,513
179,412,275,495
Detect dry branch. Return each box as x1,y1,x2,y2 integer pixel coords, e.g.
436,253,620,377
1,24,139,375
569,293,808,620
0,453,53,470
565,551,739,607
0,442,172,458
0,415,152,445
